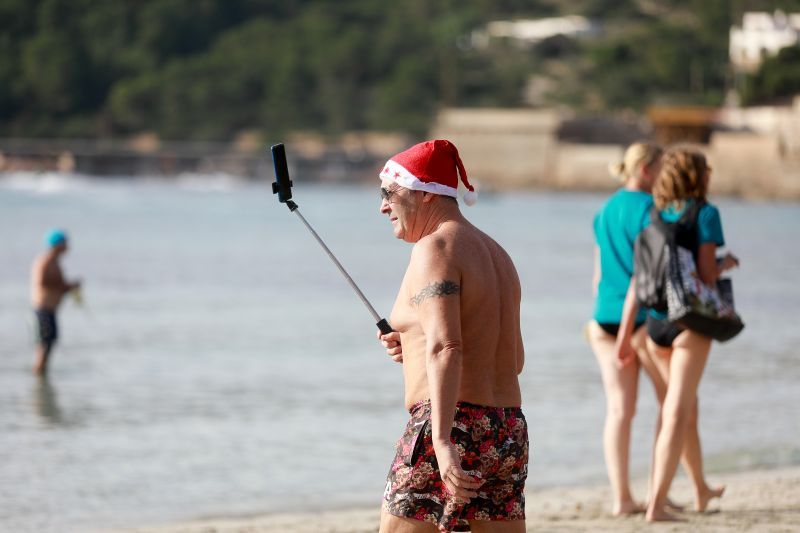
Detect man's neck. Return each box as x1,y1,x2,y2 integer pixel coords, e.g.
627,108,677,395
417,197,464,239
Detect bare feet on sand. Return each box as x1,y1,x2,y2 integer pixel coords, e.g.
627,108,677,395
613,500,645,516
695,485,725,512
644,496,684,511
646,505,686,522
665,497,685,511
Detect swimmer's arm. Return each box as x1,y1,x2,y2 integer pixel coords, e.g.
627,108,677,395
50,264,80,294
31,259,46,288
613,278,639,368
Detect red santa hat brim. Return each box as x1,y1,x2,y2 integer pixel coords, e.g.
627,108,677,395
381,159,458,197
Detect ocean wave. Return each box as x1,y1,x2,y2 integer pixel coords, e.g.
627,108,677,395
0,171,97,193
0,171,250,194
174,172,247,191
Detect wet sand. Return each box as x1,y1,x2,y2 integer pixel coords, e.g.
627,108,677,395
116,466,800,532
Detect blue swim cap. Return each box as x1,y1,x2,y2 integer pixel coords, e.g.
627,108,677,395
45,229,67,248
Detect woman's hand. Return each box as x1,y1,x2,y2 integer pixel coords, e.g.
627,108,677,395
614,337,636,368
718,252,740,273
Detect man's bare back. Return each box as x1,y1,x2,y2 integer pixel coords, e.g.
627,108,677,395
390,218,524,410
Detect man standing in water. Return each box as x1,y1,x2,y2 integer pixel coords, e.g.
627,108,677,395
377,140,528,532
30,229,81,375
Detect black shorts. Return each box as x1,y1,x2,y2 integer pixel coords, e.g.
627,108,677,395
646,315,684,348
34,309,58,348
597,321,644,338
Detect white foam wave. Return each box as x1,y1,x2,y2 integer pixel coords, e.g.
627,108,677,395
0,171,251,194
0,171,96,194
174,172,247,191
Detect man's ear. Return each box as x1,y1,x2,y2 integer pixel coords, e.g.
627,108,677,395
422,191,435,203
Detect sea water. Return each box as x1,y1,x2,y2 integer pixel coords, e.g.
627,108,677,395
1,174,798,532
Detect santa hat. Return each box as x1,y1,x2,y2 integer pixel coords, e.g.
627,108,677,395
379,139,478,206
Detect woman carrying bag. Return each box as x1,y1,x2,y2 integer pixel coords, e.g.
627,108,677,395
615,147,738,521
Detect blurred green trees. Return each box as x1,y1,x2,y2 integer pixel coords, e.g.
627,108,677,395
743,45,800,104
1,0,799,140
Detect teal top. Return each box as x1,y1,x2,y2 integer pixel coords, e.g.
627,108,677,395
649,200,725,320
593,189,653,324
658,200,724,245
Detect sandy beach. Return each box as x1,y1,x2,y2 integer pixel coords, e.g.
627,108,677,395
116,466,800,532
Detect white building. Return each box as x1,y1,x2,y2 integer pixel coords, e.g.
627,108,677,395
472,16,595,48
730,11,800,72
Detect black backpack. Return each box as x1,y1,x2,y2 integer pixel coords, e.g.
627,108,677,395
633,201,703,312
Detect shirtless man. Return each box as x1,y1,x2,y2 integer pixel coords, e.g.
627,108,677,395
376,140,528,533
30,229,80,375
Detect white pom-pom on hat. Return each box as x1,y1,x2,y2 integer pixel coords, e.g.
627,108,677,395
463,189,478,206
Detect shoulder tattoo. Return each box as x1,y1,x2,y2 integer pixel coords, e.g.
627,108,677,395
410,280,460,307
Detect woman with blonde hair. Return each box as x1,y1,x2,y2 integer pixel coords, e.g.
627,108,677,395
615,146,737,521
588,141,662,515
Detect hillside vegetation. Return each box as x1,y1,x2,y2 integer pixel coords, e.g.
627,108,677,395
2,0,800,140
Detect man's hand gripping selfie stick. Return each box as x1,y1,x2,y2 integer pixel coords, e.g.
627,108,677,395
271,143,393,335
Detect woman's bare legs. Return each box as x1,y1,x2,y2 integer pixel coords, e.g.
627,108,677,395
646,330,712,521
588,321,643,515
634,333,680,510
681,400,726,511
638,336,724,512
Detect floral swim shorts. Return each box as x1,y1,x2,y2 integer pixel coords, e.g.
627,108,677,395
383,400,529,532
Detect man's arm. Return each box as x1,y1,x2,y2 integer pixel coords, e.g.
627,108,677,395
408,239,481,500
31,258,46,288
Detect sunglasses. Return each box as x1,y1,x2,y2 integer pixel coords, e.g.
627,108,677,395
380,186,400,202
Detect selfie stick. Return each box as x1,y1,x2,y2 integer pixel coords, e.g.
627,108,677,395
270,143,393,335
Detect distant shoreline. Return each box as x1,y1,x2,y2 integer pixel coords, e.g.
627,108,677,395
113,466,800,532
4,132,800,201
2,169,799,203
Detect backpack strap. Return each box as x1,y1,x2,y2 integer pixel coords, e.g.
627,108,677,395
678,199,705,228
649,205,669,233
676,199,706,258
